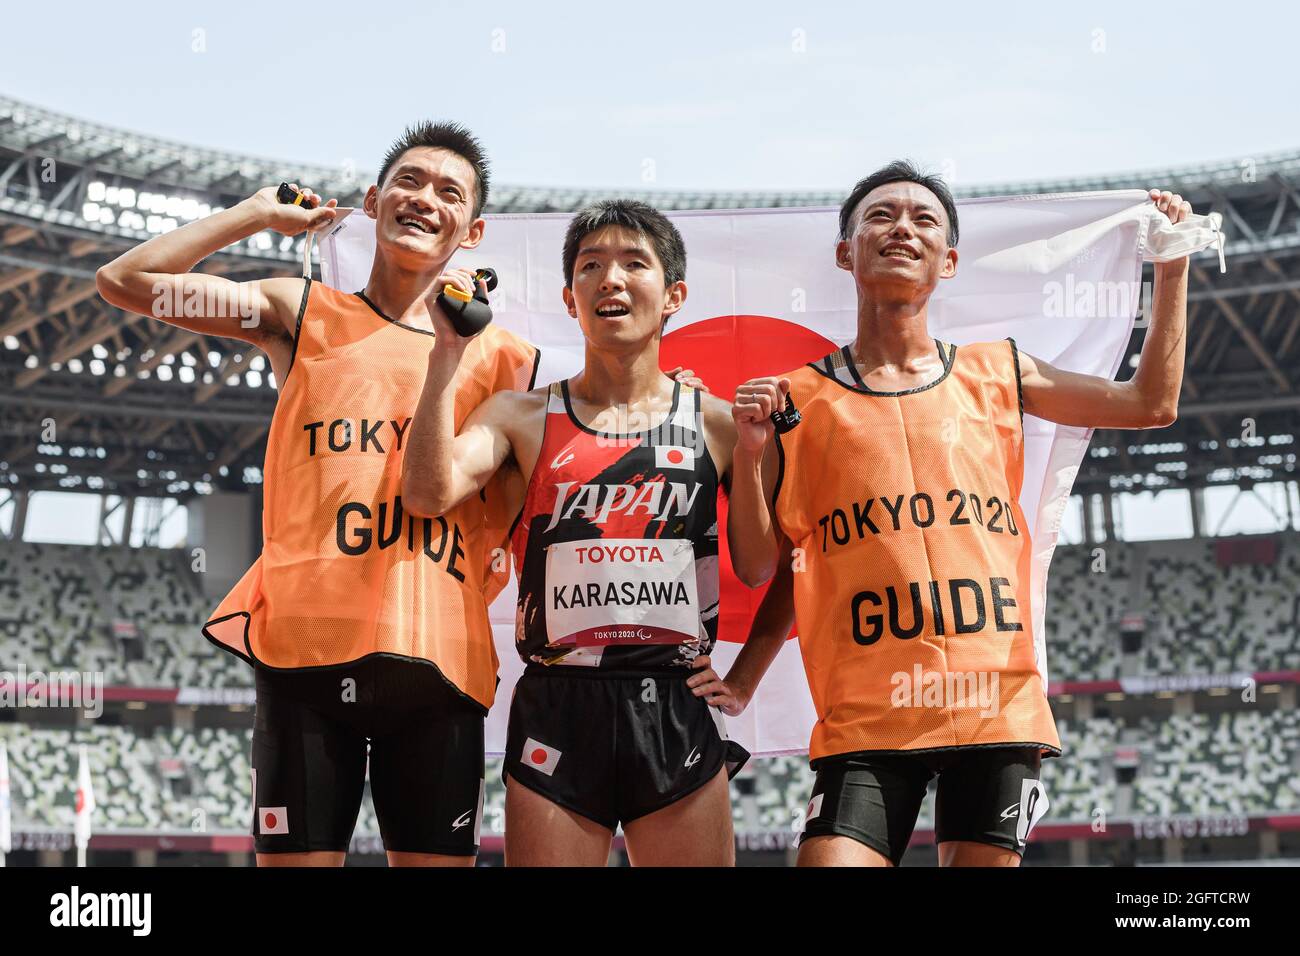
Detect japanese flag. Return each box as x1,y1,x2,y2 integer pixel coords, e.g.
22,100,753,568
259,806,289,835
74,744,95,850
521,738,561,776
655,445,696,470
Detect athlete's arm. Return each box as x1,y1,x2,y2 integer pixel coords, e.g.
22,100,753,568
728,377,789,588
699,392,738,491
95,185,338,366
402,272,517,517
1020,189,1192,430
688,536,797,716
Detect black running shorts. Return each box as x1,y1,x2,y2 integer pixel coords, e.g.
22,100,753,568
251,655,485,856
503,666,750,831
800,746,1048,865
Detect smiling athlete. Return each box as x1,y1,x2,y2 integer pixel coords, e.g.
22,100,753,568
403,200,760,866
99,122,542,866
728,161,1194,867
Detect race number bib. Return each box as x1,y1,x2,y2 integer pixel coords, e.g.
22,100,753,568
544,538,700,646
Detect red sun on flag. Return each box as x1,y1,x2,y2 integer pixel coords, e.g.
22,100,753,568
660,315,837,645
259,806,289,834
521,737,561,776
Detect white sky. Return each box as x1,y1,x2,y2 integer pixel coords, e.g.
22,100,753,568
1,1,1295,192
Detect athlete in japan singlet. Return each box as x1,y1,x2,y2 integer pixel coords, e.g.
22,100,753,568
509,379,719,671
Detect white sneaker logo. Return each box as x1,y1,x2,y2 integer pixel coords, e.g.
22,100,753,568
451,809,474,831
999,802,1020,822
684,747,701,769
550,448,576,469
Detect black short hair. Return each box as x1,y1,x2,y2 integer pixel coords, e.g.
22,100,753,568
377,121,490,218
838,160,959,247
562,200,686,289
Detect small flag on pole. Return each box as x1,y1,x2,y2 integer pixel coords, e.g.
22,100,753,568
0,739,12,859
74,744,95,857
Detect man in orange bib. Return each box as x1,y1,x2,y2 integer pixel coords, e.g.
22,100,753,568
728,161,1194,867
97,124,541,866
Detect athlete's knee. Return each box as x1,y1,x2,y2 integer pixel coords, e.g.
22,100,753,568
938,840,1022,867
797,834,893,867
256,851,346,867
386,851,475,867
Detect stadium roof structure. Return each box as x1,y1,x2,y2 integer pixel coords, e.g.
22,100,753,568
1,94,1298,527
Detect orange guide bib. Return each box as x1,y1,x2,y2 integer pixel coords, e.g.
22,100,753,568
775,339,1060,761
204,280,538,710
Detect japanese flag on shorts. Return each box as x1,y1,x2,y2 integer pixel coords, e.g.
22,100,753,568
521,738,561,776
320,196,1224,757
259,806,289,835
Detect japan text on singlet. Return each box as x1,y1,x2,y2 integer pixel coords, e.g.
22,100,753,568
203,280,539,710
510,380,720,670
774,338,1060,761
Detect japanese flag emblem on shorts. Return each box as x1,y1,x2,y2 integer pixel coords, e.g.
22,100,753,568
259,806,289,835
522,738,561,776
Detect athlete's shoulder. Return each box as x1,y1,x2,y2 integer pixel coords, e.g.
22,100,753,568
697,389,733,421
486,385,548,446
516,383,551,407
292,278,356,310
951,337,1017,353
481,383,549,419
260,275,312,301
257,276,315,339
284,279,375,328
952,338,1017,371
